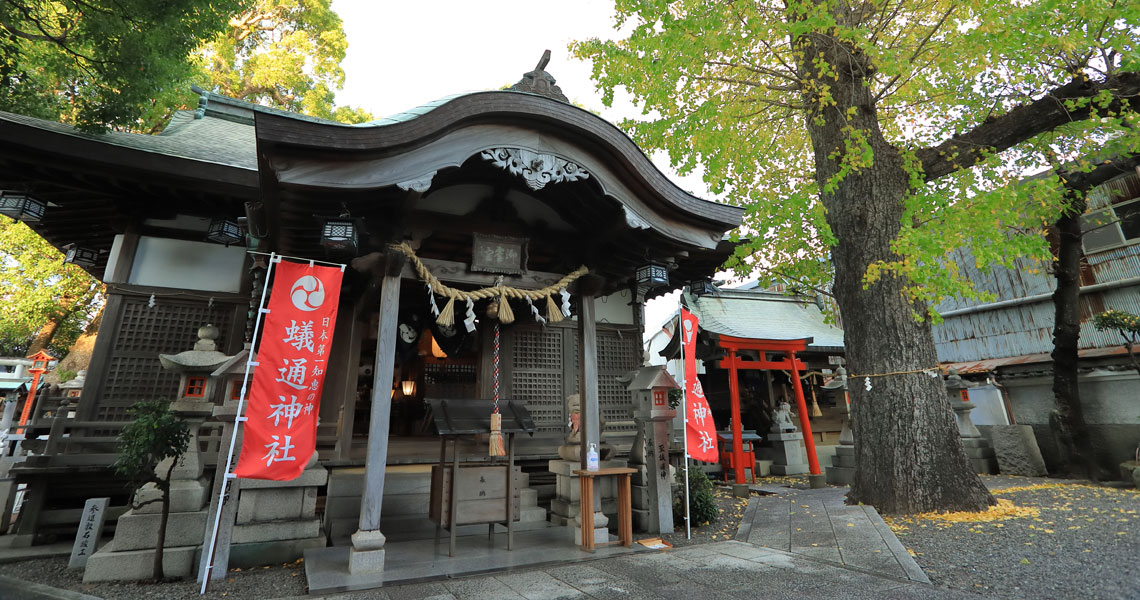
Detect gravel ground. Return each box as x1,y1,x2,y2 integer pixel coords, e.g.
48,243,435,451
885,475,1140,600
659,483,751,548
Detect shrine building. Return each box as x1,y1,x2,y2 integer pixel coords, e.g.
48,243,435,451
0,56,742,586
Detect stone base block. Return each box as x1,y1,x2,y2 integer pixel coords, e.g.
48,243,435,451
755,460,772,477
965,445,996,459
632,508,651,533
111,510,207,551
771,464,809,475
229,536,327,569
550,498,618,523
825,466,855,486
833,453,856,468
518,506,547,523
324,496,361,521
347,547,384,574
83,545,199,582
519,488,538,507
990,425,1048,477
237,487,315,524
574,526,609,546
969,457,999,475
327,468,365,497
133,478,209,514
232,518,321,544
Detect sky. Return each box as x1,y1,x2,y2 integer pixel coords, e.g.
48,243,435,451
329,0,709,335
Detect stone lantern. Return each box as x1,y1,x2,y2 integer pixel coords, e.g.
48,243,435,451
624,365,678,534
86,324,234,581
823,367,855,485
945,368,998,474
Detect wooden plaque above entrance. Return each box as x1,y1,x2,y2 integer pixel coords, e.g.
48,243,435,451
471,233,529,275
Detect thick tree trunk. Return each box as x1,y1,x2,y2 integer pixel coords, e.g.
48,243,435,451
26,316,62,355
1050,195,1100,479
796,19,994,514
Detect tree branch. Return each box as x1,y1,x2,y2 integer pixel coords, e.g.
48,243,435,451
917,73,1140,182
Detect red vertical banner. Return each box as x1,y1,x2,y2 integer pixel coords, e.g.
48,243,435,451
681,308,718,462
235,260,343,481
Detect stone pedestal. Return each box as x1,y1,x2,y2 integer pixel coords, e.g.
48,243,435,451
946,369,998,475
548,458,627,526
228,461,328,568
825,400,855,486
826,446,856,485
84,401,213,582
765,431,809,475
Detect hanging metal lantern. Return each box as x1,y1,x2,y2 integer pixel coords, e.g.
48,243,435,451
320,217,357,253
63,245,100,268
205,218,243,246
688,279,716,296
635,261,669,290
0,192,46,222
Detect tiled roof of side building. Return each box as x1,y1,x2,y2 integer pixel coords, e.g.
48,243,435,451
691,289,845,350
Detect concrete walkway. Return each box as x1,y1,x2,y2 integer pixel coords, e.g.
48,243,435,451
739,485,930,584
285,541,976,599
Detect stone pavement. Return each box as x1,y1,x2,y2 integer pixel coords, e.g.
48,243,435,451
740,484,930,583
284,541,977,599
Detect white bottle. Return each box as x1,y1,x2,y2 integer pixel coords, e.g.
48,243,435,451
586,442,600,471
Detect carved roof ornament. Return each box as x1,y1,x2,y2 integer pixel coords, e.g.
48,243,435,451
481,147,590,191
509,50,570,103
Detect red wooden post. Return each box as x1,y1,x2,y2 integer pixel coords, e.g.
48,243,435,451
788,352,821,475
726,350,746,484
17,351,52,435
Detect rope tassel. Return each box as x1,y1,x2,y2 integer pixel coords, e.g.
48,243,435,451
809,385,823,418
546,294,563,323
436,296,456,327
497,291,515,324
489,412,505,457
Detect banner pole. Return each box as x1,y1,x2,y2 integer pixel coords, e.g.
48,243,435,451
200,253,280,594
679,310,691,540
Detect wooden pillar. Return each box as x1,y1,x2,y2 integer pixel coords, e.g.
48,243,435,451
577,292,600,470
788,352,821,475
78,231,139,421
726,350,746,484
349,251,403,572
334,301,365,460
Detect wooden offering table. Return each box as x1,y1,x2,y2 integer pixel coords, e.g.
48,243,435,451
427,398,536,557
572,467,635,552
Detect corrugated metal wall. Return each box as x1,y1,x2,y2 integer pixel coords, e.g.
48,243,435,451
932,174,1140,363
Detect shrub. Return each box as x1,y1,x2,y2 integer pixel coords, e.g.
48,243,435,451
674,466,719,527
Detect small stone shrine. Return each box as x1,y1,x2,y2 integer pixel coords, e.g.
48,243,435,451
761,401,809,475
623,365,678,534
85,325,231,582
945,369,998,475
824,367,855,485
549,394,626,545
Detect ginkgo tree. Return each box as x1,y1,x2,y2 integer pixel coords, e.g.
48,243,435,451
574,0,1140,513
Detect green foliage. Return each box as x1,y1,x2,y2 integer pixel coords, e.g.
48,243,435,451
114,401,191,487
0,0,369,131
675,466,719,527
0,217,102,355
667,388,683,410
571,0,1140,316
1093,309,1140,337
0,0,241,131
194,0,372,124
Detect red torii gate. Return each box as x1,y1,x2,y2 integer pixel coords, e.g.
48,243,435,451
715,335,822,483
